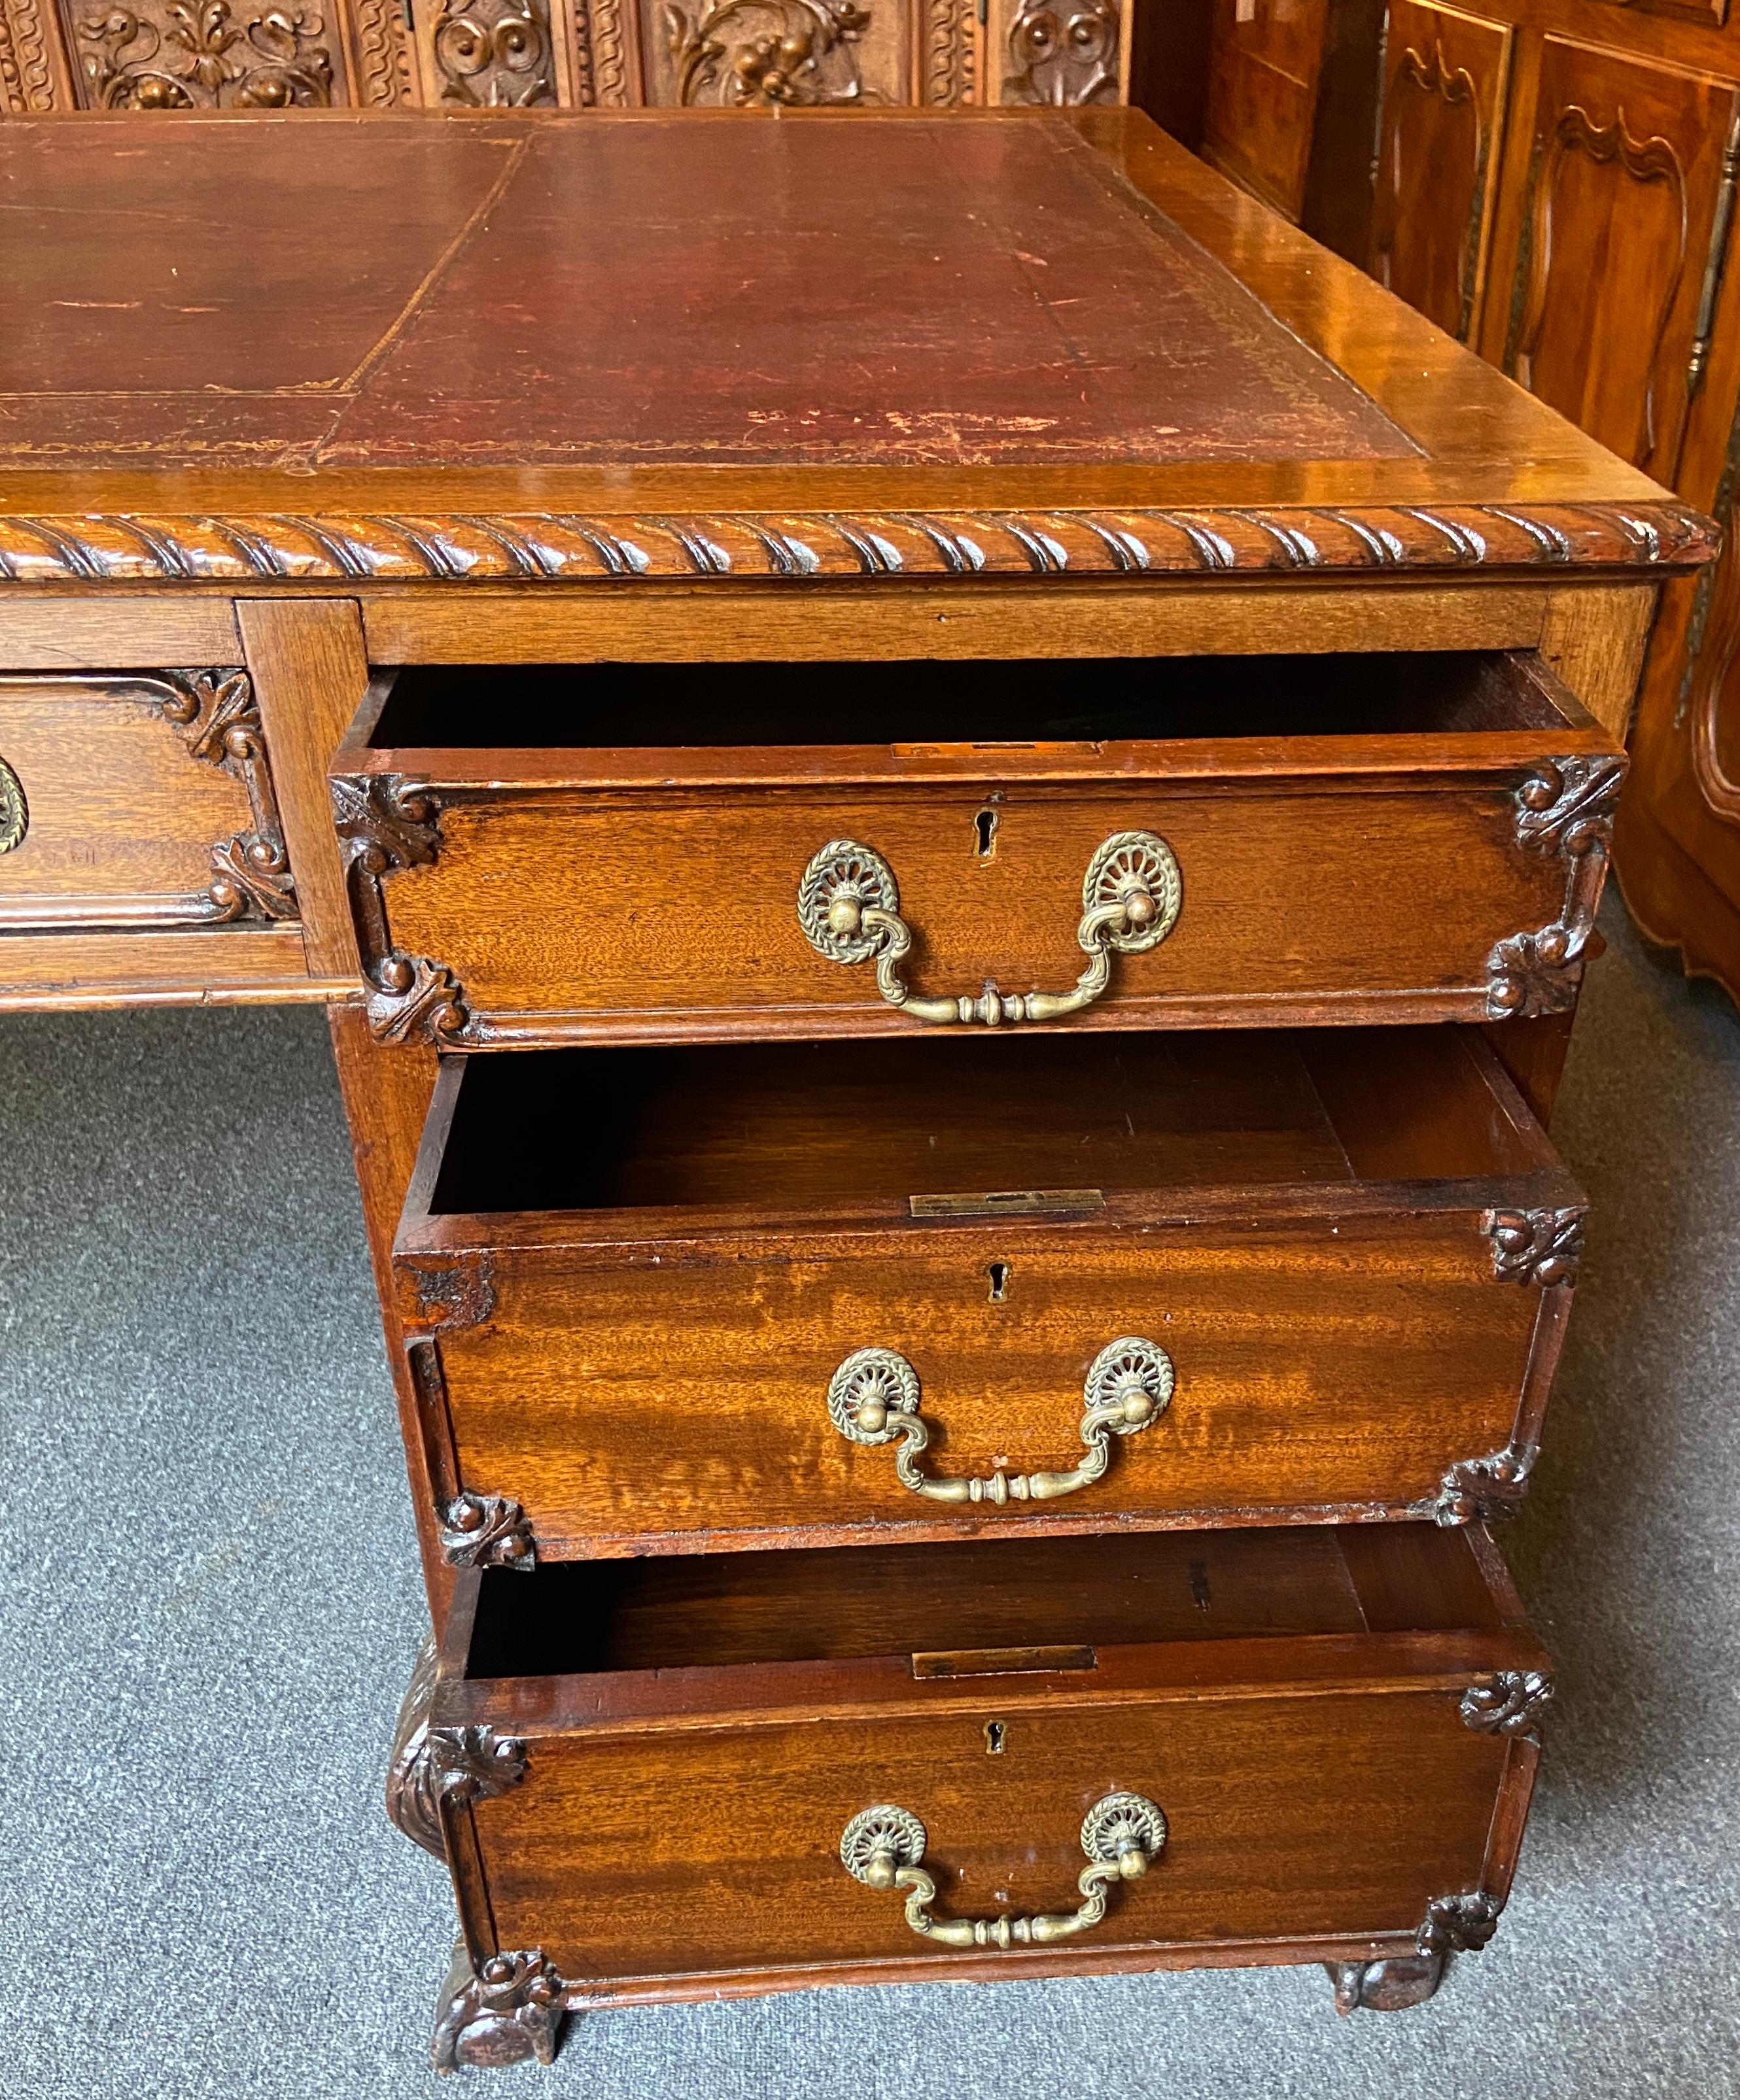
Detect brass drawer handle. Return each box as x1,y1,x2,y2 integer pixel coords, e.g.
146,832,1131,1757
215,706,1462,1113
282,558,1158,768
827,1337,1173,1504
0,756,26,853
841,1792,1166,1948
797,831,1181,1025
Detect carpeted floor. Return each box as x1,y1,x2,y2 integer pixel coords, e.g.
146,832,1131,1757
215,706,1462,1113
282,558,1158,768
3,893,1738,2099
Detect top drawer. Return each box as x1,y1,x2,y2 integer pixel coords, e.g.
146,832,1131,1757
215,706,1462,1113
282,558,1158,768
329,649,1624,1048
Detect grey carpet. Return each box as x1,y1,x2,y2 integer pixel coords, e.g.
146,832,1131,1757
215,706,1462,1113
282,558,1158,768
3,892,1738,2099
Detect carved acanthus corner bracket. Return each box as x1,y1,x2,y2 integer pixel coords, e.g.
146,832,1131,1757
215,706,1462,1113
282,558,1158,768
1487,754,1627,1019
432,1941,570,2074
386,1634,530,1859
151,670,297,922
1461,1670,1555,1742
442,1490,536,1571
1416,1889,1503,1957
1482,1206,1585,1287
1412,1440,1537,1525
330,772,470,1045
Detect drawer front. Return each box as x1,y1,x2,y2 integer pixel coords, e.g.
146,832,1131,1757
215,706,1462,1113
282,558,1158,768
405,1210,1565,1560
0,671,309,1003
468,1686,1520,1988
340,766,1620,1045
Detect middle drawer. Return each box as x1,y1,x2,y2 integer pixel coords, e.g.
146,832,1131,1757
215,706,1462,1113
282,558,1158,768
395,1024,1584,1565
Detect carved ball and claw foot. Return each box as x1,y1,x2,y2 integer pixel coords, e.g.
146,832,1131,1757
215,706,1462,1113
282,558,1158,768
432,1941,570,2074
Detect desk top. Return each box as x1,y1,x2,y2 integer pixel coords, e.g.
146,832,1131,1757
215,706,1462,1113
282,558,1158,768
0,109,1713,588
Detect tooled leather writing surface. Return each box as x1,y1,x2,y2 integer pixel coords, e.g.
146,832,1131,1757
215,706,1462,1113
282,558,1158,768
0,112,1412,472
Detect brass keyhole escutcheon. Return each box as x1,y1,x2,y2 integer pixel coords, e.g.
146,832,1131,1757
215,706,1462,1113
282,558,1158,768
974,807,999,858
986,1261,1011,1303
984,1721,1007,1755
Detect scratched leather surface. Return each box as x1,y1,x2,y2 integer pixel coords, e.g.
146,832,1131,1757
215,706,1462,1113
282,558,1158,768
0,114,1414,471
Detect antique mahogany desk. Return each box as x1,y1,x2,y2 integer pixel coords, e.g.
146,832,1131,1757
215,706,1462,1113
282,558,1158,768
0,107,1714,2073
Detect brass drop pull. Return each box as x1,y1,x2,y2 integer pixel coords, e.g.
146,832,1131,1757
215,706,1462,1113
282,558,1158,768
827,1337,1173,1504
840,1793,1166,1948
797,831,1181,1025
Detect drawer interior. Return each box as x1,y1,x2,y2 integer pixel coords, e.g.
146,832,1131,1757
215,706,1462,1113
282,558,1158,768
425,1024,1555,1220
462,1523,1506,1679
370,649,1577,752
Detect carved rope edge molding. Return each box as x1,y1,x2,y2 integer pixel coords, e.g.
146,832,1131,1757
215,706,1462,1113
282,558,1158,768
0,502,1715,584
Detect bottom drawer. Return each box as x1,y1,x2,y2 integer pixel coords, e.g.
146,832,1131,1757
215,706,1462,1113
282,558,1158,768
392,1523,1550,2052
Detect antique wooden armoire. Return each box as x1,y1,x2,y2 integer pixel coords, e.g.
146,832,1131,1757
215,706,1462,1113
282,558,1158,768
1199,0,1740,1003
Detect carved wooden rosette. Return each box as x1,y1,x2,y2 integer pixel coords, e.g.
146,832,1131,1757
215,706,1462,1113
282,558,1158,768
0,502,1714,586
330,772,471,1046
1488,754,1627,1020
425,0,558,104
1483,1205,1585,1286
432,1941,570,2074
73,0,340,107
1002,0,1117,106
1460,1670,1555,1742
155,668,298,923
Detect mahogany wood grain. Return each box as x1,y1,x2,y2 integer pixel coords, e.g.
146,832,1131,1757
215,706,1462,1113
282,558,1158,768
394,1025,1580,1558
326,1004,444,1611
425,1525,1546,1997
0,598,240,669
238,599,370,981
341,649,1620,1047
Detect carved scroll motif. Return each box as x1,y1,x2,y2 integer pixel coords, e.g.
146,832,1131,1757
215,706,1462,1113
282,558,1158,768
1378,42,1488,343
1505,105,1688,472
157,669,298,922
76,0,338,106
1487,755,1627,1019
1003,0,1117,106
663,0,871,105
330,772,470,1046
428,0,557,104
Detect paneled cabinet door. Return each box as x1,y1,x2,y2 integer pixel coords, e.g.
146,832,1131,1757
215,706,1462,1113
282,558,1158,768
1485,37,1740,485
1371,0,1512,343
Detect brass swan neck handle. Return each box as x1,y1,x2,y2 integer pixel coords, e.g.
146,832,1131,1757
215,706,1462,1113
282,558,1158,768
827,1338,1174,1504
797,831,1181,1027
841,1794,1167,1948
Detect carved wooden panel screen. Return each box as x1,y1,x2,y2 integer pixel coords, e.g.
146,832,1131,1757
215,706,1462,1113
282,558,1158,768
1493,36,1740,484
1372,0,1514,342
2,0,1124,105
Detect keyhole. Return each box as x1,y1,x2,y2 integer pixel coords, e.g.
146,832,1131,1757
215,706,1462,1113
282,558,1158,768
986,1261,1011,1303
974,807,999,858
984,1721,1007,1754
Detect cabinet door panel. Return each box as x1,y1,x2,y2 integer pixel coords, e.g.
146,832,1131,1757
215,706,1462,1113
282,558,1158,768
1202,0,1327,218
1501,37,1739,483
1372,0,1512,342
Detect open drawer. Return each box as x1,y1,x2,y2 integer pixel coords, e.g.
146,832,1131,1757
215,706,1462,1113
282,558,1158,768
394,1024,1584,1563
332,649,1624,1046
392,1521,1550,2054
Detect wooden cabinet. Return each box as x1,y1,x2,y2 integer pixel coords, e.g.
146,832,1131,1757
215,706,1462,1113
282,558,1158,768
1372,0,1512,341
1,0,1130,108
1489,39,1738,484
1205,0,1740,1005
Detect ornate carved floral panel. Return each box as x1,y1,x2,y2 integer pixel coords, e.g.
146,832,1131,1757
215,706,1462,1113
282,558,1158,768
64,0,347,103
